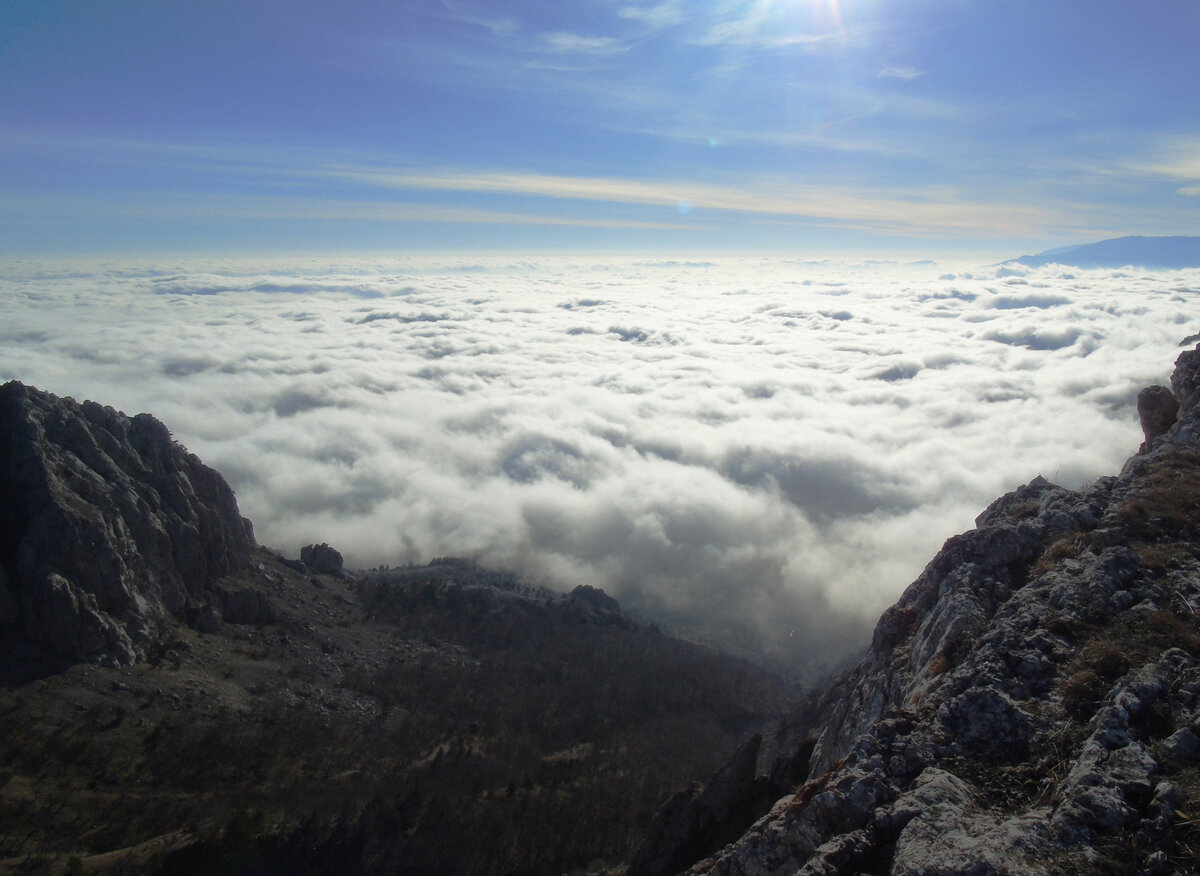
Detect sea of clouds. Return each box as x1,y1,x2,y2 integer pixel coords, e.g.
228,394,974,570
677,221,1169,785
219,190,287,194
2,255,1196,675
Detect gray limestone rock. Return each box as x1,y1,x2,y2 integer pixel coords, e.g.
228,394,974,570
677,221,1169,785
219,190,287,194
0,381,256,665
1137,385,1178,453
1172,344,1200,417
216,585,279,626
673,344,1200,875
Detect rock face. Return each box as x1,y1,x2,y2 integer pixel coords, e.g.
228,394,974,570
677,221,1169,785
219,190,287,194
301,542,344,575
0,381,255,666
645,344,1200,875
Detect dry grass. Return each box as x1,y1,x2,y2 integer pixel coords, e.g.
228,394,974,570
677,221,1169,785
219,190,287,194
1057,607,1200,721
1005,499,1043,520
1132,540,1197,573
926,652,952,678
1117,449,1200,533
1031,531,1089,577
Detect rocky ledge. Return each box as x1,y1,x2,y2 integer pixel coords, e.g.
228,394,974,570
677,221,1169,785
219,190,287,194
0,382,256,668
635,344,1200,876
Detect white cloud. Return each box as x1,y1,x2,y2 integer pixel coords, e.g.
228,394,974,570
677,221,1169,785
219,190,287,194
1137,135,1200,181
1,256,1195,676
878,66,923,81
617,2,686,29
542,32,630,54
316,166,1064,236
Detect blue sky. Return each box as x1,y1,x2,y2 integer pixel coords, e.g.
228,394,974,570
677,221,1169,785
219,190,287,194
2,0,1198,256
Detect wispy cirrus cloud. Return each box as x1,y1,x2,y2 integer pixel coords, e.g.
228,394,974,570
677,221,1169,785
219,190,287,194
440,2,518,37
1134,135,1200,181
0,130,1088,242
1,191,697,230
690,20,851,50
542,32,630,54
878,66,923,81
317,165,1066,236
617,1,686,30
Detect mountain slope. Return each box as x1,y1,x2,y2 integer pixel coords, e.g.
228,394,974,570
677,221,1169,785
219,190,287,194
645,345,1200,874
0,382,797,875
1007,236,1200,269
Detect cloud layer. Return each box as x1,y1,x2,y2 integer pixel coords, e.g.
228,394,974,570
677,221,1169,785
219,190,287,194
2,256,1195,675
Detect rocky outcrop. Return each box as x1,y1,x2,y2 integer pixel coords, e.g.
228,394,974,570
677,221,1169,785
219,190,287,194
1138,386,1179,453
564,583,632,626
0,381,255,666
301,542,344,575
646,344,1200,875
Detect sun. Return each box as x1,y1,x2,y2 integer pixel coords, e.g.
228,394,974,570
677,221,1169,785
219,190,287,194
750,0,848,38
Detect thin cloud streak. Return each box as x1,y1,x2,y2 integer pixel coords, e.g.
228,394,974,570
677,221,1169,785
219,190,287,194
321,166,1066,236
2,132,1192,261
3,191,698,230
878,66,923,81
0,131,1074,239
617,2,686,29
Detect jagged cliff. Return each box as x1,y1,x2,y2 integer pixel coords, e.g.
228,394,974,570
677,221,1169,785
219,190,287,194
0,381,256,669
634,345,1200,874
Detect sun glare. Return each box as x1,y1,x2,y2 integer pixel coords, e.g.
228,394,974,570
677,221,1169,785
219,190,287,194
769,0,846,31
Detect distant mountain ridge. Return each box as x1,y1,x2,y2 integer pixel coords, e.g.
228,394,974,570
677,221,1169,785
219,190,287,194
1007,235,1200,269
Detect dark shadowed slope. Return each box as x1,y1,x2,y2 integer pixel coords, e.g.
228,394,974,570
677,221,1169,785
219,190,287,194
1007,236,1200,269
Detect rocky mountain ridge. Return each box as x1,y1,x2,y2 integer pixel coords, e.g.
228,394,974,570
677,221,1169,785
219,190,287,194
0,381,256,671
632,344,1200,875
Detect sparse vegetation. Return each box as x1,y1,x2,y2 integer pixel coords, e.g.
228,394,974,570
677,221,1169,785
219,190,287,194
1031,530,1089,576
0,555,797,875
926,652,951,678
1116,449,1200,535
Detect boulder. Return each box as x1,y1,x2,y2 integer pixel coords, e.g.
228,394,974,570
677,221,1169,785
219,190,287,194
1136,385,1178,452
216,585,279,625
300,542,343,575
